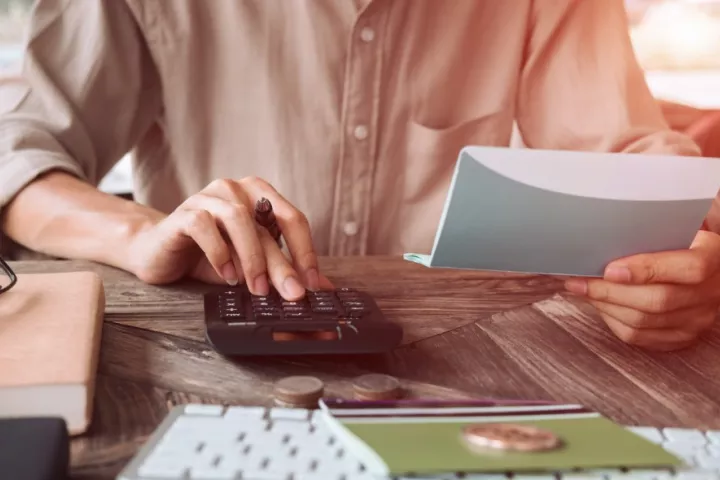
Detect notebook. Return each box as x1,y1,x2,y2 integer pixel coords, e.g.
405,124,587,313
318,398,680,477
404,146,720,276
0,271,105,435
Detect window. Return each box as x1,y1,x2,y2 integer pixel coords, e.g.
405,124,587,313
0,0,32,78
627,0,720,108
0,0,133,194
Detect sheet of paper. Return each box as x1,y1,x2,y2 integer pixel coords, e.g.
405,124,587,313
405,146,720,276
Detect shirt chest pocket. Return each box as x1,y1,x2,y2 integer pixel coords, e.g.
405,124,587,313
407,109,514,168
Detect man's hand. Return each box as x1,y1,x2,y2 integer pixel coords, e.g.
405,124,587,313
126,177,332,300
564,230,720,351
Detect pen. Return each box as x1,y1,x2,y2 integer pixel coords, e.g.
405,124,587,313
254,197,282,246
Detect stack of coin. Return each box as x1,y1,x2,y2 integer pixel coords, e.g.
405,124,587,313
273,376,325,408
352,373,403,401
461,423,562,453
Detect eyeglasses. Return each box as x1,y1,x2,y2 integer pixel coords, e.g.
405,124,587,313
0,256,17,295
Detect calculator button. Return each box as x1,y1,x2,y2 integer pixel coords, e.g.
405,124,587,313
312,306,337,314
311,292,333,300
337,293,361,301
285,311,309,317
251,296,274,303
312,301,335,308
282,301,305,307
342,301,364,307
227,321,256,327
255,307,281,314
256,311,280,318
283,305,307,311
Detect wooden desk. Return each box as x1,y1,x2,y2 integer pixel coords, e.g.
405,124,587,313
10,258,720,479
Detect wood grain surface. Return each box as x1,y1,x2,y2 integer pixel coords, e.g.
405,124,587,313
8,258,720,479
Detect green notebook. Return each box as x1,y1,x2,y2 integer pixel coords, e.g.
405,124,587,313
318,398,680,477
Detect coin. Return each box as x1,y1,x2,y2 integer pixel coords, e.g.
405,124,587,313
462,423,561,452
273,376,324,408
352,373,403,400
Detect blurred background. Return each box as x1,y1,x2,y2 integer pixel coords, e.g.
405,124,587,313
2,0,720,197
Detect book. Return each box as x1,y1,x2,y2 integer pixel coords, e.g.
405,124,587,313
0,271,105,435
318,398,680,477
404,146,720,276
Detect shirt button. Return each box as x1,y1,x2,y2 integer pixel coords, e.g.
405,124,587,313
353,125,369,140
360,27,375,42
343,222,359,236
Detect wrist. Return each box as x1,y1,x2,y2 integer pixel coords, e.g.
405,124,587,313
99,204,165,274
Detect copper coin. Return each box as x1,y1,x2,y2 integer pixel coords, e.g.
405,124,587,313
352,374,403,400
462,423,561,452
273,376,324,408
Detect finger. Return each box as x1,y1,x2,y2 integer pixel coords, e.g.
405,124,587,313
601,313,699,351
257,228,306,300
182,194,269,295
588,299,714,330
603,230,720,285
177,209,238,285
239,177,320,290
317,273,335,290
565,278,704,313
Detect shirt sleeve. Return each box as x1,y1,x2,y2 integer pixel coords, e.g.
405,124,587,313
515,0,701,156
0,0,162,211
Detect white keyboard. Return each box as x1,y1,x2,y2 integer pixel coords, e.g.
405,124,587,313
117,404,720,480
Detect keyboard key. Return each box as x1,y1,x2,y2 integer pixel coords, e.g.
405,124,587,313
664,441,705,455
707,432,720,445
270,408,311,421
514,476,556,480
185,404,225,416
138,463,189,478
665,428,708,445
706,444,720,457
462,475,510,480
188,464,237,479
559,475,605,480
697,454,720,469
611,470,672,480
673,472,719,480
224,406,266,419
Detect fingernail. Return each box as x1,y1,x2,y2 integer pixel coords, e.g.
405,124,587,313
221,262,238,286
283,276,305,299
304,268,320,291
253,273,269,295
564,279,588,295
604,265,631,282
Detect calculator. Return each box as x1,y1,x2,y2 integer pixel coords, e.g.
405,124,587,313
203,285,403,355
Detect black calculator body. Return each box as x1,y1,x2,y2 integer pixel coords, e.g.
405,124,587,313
203,286,403,355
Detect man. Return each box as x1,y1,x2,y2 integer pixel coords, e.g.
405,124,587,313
1,0,718,351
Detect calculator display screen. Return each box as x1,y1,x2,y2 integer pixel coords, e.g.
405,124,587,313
272,329,339,341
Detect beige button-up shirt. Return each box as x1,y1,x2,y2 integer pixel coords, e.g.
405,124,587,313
0,0,700,256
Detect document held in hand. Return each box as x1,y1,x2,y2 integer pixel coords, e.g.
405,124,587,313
404,146,720,276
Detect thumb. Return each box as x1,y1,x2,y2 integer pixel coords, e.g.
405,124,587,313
603,230,720,285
